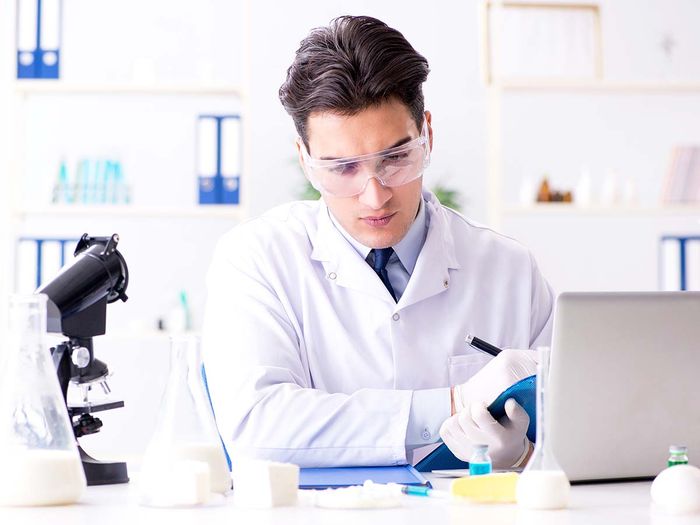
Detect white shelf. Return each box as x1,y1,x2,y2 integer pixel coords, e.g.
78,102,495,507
14,81,245,97
502,204,700,217
17,204,245,219
492,80,700,93
101,330,172,342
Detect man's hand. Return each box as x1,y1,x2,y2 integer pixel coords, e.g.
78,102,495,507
451,349,537,414
440,398,531,468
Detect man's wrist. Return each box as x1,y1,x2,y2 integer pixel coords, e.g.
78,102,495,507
450,387,455,416
511,439,534,469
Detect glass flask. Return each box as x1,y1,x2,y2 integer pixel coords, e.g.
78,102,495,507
139,334,231,507
0,294,86,506
516,346,570,510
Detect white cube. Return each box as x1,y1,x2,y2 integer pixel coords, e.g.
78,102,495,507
232,459,299,508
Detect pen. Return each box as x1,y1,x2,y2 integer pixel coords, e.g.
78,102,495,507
465,334,502,357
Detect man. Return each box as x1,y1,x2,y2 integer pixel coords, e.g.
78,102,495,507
202,15,554,469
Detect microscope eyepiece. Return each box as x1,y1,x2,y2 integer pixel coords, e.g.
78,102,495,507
37,233,129,337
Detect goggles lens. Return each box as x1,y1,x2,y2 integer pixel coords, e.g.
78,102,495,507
301,122,430,197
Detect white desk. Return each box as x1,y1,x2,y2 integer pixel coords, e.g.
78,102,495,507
0,475,697,525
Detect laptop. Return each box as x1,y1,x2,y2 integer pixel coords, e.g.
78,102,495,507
548,292,700,483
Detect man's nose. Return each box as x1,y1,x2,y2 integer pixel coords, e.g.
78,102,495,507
358,175,392,209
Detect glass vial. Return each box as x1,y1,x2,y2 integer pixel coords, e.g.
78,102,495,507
516,346,570,510
469,444,493,476
0,294,86,506
139,334,231,507
668,445,689,467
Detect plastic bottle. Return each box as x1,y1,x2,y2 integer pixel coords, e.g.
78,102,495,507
469,445,492,476
668,445,689,467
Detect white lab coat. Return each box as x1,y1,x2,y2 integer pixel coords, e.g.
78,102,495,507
202,191,554,467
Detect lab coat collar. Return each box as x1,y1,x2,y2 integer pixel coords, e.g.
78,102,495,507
310,191,460,306
311,200,396,303
397,191,461,308
326,198,427,275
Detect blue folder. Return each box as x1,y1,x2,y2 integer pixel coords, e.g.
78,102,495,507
488,374,536,442
415,375,537,472
299,465,431,489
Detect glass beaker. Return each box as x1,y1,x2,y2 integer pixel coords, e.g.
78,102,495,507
139,334,231,506
0,294,86,506
516,346,570,510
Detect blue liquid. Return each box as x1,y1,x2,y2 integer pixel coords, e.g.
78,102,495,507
469,461,492,476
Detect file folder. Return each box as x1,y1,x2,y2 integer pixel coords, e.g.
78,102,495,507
16,0,62,79
16,0,39,78
220,115,241,204
16,237,78,292
16,239,38,293
38,0,61,79
415,375,537,472
414,445,469,472
660,235,700,291
39,240,62,288
197,116,220,204
299,465,431,490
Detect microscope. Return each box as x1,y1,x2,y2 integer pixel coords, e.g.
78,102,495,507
36,233,130,486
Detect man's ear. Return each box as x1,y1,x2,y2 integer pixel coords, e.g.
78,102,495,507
296,138,309,180
425,111,433,151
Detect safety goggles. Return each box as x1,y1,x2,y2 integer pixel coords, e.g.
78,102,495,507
300,121,430,198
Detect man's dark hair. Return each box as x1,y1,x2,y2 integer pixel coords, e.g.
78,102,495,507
279,15,430,149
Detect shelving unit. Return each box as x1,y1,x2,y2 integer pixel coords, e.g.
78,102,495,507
14,81,245,97
493,80,700,93
485,81,700,228
480,1,700,293
17,204,247,219
3,1,252,334
502,204,700,217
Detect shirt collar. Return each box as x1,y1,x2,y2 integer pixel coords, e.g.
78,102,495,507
327,197,428,274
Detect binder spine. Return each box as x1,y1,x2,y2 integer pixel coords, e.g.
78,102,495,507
16,0,62,79
220,115,241,205
197,116,220,204
197,114,242,205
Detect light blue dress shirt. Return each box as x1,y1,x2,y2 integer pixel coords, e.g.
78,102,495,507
328,198,450,453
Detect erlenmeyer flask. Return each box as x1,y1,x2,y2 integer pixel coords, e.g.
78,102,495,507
0,294,86,506
140,334,231,506
516,346,570,509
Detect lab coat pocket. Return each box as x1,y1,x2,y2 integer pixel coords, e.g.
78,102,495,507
448,353,492,386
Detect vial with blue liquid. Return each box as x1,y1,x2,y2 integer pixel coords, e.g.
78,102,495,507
469,444,492,476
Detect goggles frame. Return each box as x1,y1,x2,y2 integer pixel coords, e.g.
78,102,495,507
300,121,431,197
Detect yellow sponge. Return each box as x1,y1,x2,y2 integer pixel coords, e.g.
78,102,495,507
450,472,519,503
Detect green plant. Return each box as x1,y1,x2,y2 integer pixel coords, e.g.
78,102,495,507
431,183,461,211
300,180,321,200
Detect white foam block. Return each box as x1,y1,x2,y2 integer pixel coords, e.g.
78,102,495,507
139,460,211,507
232,459,299,508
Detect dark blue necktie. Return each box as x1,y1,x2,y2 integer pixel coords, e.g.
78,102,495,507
369,247,397,302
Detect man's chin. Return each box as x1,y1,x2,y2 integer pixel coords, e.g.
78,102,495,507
354,230,400,249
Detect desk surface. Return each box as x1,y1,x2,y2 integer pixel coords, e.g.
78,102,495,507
0,474,697,524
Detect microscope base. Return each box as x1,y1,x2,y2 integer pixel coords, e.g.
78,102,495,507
79,446,129,486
